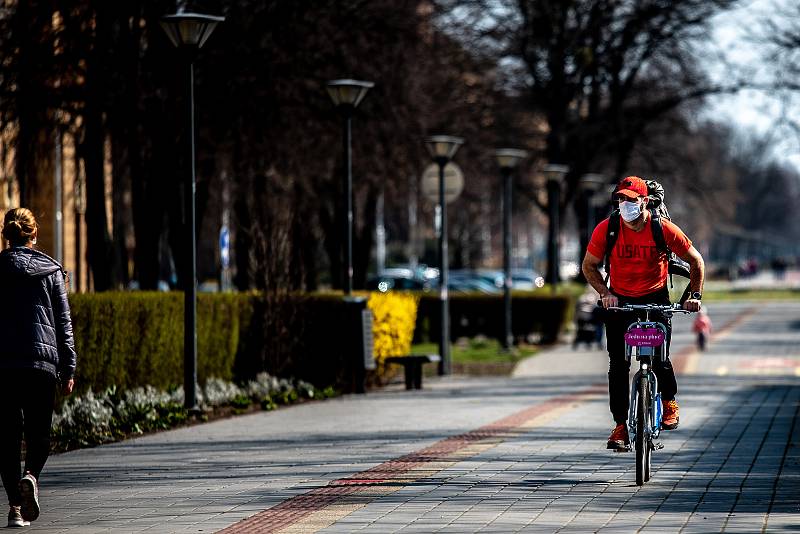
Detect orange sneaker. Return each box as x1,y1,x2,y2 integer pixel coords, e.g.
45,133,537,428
606,423,629,451
662,399,679,430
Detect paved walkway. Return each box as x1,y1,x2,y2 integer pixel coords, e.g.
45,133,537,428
18,301,800,533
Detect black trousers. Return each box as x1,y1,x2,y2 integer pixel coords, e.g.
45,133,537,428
0,368,56,506
604,286,677,424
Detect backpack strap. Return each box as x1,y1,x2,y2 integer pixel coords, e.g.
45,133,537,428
649,213,671,255
651,212,693,295
603,211,621,283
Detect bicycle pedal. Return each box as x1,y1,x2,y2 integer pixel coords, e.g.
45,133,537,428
653,442,664,450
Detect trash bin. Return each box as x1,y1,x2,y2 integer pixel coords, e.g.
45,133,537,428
344,296,375,393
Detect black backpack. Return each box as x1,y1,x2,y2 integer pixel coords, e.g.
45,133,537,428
603,180,691,301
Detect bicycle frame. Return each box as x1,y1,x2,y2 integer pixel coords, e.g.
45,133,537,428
606,303,693,485
625,314,669,446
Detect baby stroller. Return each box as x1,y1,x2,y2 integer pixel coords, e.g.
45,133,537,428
573,291,604,350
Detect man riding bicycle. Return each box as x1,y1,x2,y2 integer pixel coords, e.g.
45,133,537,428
581,176,704,451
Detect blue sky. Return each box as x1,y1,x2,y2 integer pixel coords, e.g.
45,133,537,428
704,0,800,168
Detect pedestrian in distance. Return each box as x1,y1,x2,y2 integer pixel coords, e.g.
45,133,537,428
573,285,604,350
693,309,712,351
0,208,77,528
572,285,602,350
581,176,705,451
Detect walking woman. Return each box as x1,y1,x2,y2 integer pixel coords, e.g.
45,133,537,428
0,208,77,527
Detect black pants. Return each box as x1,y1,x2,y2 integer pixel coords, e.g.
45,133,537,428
604,287,677,424
0,369,56,506
697,332,707,351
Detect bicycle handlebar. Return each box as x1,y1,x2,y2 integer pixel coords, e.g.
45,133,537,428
602,303,695,315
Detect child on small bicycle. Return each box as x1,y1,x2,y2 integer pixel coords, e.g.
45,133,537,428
693,309,712,351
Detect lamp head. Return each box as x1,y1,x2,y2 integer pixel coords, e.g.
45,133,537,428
579,173,606,192
495,148,528,171
160,10,224,50
542,163,569,183
326,79,375,111
425,135,464,164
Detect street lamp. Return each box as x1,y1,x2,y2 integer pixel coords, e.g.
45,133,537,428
579,174,605,260
161,8,224,413
543,164,569,292
326,79,374,295
426,135,463,375
73,174,86,293
495,149,528,351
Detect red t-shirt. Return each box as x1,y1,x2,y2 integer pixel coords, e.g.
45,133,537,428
587,215,692,297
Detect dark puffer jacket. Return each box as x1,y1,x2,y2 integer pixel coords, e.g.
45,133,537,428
0,246,77,381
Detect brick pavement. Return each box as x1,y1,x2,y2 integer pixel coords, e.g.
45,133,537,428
16,300,800,533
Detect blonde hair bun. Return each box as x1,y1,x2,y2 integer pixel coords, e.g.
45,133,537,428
2,208,38,246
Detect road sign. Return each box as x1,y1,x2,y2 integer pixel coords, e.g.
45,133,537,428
219,225,230,269
421,162,464,204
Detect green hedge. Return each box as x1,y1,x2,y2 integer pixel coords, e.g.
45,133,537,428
67,291,411,395
414,292,572,345
69,292,253,394
67,291,566,395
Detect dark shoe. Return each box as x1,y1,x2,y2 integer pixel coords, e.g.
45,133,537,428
19,473,39,522
662,399,679,430
7,506,29,528
606,423,629,451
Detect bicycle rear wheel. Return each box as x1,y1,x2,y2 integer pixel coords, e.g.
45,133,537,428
635,375,650,486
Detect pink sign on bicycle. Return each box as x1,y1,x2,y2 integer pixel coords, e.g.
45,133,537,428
625,327,665,347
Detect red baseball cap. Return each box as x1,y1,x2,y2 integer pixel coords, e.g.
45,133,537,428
615,176,648,199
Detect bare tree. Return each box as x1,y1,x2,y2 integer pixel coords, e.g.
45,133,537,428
436,0,743,198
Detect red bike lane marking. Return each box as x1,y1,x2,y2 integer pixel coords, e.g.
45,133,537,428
218,384,606,533
219,307,760,532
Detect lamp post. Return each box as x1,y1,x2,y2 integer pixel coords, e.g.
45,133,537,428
543,164,568,292
161,8,224,412
578,174,605,262
326,79,374,295
426,135,463,375
73,174,86,293
495,149,528,350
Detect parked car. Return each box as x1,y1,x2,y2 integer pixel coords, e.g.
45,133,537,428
474,269,504,289
366,268,434,292
448,270,502,294
510,269,546,290
474,268,545,290
390,264,439,282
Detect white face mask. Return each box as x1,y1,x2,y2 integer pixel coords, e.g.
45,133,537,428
619,200,642,222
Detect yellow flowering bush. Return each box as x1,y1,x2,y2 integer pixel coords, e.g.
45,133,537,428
367,292,419,368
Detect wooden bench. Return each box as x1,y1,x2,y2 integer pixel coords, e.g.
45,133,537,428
385,354,442,390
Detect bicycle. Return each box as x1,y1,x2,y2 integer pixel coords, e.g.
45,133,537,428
605,303,694,486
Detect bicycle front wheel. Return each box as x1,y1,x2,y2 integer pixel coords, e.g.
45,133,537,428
635,375,650,486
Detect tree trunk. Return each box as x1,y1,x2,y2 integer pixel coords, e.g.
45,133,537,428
353,184,378,288
233,171,253,291
81,100,115,291
111,140,131,286
320,175,342,290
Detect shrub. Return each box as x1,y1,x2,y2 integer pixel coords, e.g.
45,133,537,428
367,292,419,364
67,290,418,394
414,292,571,345
51,390,114,448
203,377,246,406
68,292,252,394
50,374,334,452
